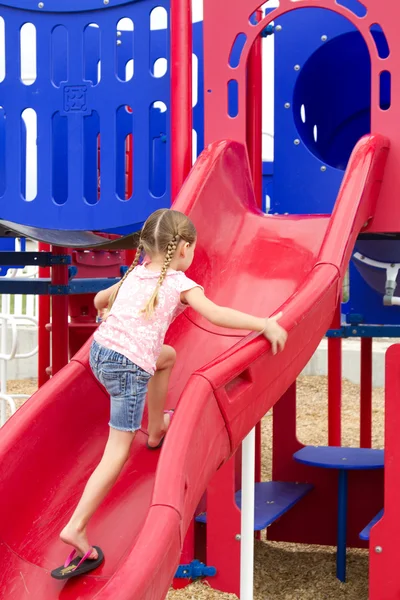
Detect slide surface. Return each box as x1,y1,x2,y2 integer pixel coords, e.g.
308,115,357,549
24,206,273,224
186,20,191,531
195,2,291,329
0,136,389,600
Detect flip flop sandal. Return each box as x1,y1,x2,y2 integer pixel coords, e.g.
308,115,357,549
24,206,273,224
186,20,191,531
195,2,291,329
146,409,175,450
51,546,104,580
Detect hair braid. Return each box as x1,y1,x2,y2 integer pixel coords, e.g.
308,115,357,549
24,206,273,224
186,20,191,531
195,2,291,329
142,235,178,318
104,242,144,317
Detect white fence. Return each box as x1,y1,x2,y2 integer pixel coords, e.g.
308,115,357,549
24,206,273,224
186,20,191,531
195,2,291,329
0,240,38,426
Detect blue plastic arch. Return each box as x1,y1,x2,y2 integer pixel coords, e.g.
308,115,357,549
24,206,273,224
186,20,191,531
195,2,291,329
0,0,142,13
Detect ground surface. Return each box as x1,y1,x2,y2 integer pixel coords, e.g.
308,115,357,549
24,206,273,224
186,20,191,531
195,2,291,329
10,376,384,599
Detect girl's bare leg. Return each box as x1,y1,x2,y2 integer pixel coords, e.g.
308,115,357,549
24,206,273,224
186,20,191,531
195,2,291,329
59,345,176,557
147,344,176,448
60,427,135,559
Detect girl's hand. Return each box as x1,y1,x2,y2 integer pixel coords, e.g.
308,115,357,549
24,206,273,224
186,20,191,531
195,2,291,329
263,312,288,355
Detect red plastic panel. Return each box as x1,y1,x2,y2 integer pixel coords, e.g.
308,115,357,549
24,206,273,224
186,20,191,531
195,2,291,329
203,0,400,232
369,344,400,600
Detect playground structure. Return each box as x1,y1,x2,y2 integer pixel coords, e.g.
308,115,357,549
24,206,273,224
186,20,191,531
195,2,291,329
0,1,399,599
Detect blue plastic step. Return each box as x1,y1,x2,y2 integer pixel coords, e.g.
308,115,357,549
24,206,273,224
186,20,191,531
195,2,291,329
360,509,384,541
196,481,313,531
294,446,384,470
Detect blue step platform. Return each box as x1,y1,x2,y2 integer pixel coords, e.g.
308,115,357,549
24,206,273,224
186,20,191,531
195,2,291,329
294,446,384,583
294,446,384,470
196,481,313,531
360,509,384,541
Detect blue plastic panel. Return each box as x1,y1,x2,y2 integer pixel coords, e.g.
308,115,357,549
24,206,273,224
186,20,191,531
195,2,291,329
273,9,360,215
342,237,400,326
343,260,400,326
193,21,204,160
272,8,398,330
262,161,273,212
294,446,384,470
0,0,170,231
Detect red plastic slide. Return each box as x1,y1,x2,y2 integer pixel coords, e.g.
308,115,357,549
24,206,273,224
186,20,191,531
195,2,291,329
0,136,389,599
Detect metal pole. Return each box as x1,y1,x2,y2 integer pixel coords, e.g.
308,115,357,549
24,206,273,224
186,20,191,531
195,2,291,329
336,469,348,582
360,337,372,448
51,246,69,375
328,302,342,446
171,0,192,200
240,427,255,600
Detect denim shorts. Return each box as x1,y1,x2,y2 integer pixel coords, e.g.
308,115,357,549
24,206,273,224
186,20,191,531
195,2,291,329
89,339,152,432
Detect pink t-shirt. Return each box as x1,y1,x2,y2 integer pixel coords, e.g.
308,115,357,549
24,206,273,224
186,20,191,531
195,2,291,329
94,264,202,375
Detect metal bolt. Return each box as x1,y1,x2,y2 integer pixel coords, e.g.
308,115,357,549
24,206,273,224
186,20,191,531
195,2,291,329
294,139,300,145
103,0,109,4
117,39,122,45
294,64,301,71
267,500,275,505
284,102,291,109
342,457,348,461
375,546,383,554
117,31,122,37
360,255,365,260
391,263,396,268
321,35,328,42
321,165,327,172
235,534,241,541
275,24,282,32
352,329,357,335
38,1,44,6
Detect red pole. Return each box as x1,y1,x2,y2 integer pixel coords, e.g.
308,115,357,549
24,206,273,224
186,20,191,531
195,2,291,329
360,337,373,448
171,0,192,200
38,242,51,387
246,11,263,493
246,10,263,208
170,0,194,578
328,302,342,446
51,246,69,375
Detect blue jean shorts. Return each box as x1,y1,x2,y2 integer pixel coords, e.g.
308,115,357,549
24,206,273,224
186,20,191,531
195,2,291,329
89,339,152,432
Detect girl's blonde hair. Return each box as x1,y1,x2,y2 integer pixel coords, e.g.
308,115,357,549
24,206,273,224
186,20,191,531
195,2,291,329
106,209,197,318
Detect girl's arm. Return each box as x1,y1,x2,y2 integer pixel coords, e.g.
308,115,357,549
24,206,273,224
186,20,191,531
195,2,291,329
94,283,120,311
182,287,287,354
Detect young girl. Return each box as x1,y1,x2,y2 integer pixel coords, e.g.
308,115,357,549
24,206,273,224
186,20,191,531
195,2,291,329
51,208,287,579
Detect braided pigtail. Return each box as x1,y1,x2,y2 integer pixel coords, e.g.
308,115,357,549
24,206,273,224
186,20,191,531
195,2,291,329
142,235,178,319
104,242,144,318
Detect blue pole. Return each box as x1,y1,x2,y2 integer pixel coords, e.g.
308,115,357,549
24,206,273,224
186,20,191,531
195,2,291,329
336,470,348,582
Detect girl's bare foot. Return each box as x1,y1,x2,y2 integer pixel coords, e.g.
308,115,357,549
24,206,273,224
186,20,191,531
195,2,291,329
60,523,98,560
147,411,172,448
